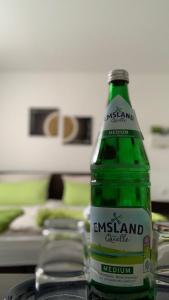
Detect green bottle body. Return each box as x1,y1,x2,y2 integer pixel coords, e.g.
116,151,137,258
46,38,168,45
89,79,155,300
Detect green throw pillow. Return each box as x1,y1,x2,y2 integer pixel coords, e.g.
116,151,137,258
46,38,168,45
0,209,23,232
0,179,48,205
37,208,84,227
152,212,167,222
63,180,90,206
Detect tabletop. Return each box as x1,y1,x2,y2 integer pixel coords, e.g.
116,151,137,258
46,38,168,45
3,277,169,300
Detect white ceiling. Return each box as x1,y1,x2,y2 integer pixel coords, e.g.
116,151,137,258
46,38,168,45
0,0,169,72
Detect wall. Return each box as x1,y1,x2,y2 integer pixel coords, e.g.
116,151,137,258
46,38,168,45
0,72,107,172
0,72,169,174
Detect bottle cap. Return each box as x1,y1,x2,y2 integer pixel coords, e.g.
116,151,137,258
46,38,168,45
108,69,129,83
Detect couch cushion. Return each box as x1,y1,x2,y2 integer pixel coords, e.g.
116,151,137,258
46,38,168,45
63,179,90,206
0,179,48,205
0,209,23,232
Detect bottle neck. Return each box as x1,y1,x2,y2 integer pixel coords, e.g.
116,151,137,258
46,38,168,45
108,81,131,105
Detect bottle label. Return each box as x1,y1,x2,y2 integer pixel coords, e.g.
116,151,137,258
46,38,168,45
90,207,152,287
102,95,143,138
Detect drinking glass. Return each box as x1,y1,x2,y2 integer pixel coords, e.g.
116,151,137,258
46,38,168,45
35,218,85,298
78,220,90,282
153,221,169,286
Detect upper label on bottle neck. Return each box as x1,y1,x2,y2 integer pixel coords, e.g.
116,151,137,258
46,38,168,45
103,95,143,138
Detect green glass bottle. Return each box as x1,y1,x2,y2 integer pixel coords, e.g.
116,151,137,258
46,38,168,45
89,70,155,300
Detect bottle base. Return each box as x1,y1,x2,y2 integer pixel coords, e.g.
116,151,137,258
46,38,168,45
87,285,155,300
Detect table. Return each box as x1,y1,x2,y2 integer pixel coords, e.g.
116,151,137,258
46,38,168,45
3,277,169,300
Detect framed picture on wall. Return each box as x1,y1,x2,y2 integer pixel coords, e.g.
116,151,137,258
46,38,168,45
62,116,93,145
29,108,59,137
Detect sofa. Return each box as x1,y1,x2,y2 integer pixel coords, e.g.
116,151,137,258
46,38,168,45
0,171,168,235
0,171,90,235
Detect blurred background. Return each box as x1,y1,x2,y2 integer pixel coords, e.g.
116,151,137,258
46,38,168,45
0,0,168,174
